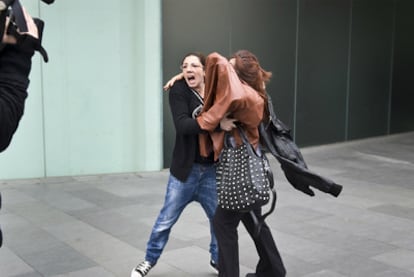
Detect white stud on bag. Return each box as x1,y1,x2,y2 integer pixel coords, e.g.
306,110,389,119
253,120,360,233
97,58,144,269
216,126,271,212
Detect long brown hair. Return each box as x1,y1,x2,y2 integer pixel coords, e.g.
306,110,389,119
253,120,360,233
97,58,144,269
231,50,272,118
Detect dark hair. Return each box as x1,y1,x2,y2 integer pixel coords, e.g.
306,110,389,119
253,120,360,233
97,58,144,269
181,52,206,67
231,50,272,118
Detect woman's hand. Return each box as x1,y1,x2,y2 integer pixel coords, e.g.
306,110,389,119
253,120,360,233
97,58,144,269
220,115,237,131
163,73,184,91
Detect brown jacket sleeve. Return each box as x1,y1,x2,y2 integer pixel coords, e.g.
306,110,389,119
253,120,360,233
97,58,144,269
197,52,264,159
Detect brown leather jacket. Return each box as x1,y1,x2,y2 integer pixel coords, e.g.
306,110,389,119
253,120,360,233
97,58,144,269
196,52,264,160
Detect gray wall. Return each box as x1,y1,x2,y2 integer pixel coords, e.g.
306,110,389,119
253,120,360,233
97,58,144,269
162,0,414,167
391,0,414,133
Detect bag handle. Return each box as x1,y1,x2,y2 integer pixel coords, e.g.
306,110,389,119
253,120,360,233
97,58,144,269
236,124,278,237
236,124,250,145
236,124,263,158
249,161,277,238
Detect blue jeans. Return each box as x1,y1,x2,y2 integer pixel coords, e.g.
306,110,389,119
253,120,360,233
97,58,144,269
145,163,218,265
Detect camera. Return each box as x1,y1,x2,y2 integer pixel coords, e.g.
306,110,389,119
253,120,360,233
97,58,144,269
0,0,54,12
0,0,54,61
1,0,55,35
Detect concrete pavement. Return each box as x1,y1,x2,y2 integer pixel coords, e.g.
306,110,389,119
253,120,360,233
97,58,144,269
1,132,413,276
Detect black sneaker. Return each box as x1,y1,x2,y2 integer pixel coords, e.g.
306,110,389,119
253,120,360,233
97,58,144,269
210,259,219,274
131,261,152,277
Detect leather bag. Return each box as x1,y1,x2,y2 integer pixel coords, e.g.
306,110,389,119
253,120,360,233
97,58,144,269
216,126,273,212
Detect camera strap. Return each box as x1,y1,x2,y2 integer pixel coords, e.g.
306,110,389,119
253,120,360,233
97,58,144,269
0,14,4,43
0,1,8,40
10,0,27,32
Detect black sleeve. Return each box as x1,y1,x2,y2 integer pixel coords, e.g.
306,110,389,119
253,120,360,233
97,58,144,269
0,44,34,152
168,80,203,135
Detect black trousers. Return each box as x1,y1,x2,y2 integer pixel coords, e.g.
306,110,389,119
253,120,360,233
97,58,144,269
213,207,286,277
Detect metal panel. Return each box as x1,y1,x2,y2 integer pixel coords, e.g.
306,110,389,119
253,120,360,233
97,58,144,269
391,0,414,133
161,0,414,169
348,0,394,139
230,0,298,132
296,0,351,146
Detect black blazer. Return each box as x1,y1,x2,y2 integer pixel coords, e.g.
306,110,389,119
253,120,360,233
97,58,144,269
168,79,213,182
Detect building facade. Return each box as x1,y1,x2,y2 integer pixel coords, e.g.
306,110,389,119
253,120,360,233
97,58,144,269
1,0,413,179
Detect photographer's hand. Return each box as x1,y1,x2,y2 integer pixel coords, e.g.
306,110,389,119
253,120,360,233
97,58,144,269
2,7,38,44
1,17,16,44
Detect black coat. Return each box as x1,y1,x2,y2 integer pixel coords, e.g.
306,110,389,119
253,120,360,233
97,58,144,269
259,97,342,197
0,44,33,152
168,79,214,182
1,10,48,153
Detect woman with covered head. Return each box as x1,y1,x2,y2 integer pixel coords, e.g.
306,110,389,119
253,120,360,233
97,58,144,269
196,50,286,277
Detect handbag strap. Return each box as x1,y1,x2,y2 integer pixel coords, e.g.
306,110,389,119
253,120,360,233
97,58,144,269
236,125,262,157
236,125,249,144
223,132,236,148
249,165,277,238
267,96,291,134
223,125,257,153
237,124,278,237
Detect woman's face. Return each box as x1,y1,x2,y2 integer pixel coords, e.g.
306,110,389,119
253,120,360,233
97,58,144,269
181,55,204,90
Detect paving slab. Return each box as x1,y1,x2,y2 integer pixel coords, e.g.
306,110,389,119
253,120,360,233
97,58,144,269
1,132,413,276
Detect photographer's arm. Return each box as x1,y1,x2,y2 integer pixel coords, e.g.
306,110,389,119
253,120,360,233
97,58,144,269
0,7,38,152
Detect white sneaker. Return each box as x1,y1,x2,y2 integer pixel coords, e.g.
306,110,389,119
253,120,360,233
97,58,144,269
210,260,219,274
131,261,152,277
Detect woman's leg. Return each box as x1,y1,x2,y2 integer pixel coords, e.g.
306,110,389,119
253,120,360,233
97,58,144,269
241,210,286,277
213,207,242,277
144,171,198,264
196,164,218,263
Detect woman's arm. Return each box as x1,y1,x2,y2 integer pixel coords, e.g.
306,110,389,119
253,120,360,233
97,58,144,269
0,7,38,152
163,72,184,91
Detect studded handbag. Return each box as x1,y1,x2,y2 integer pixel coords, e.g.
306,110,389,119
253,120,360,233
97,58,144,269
216,126,273,212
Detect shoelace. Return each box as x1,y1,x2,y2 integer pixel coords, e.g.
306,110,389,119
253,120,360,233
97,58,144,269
135,261,151,275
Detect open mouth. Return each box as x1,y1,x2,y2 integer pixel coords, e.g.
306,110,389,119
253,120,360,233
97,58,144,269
185,75,197,87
